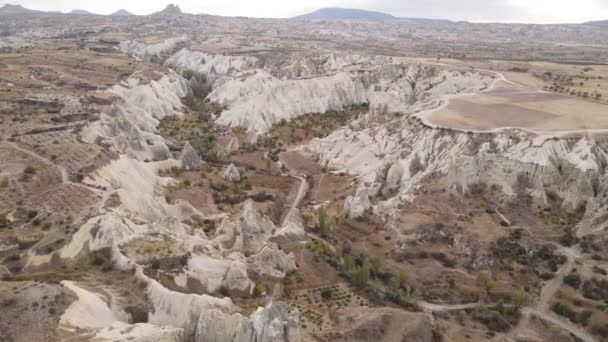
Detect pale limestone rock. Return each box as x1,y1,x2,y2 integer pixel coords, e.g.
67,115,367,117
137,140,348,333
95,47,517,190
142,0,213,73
246,244,296,282
344,188,371,219
212,199,274,255
181,141,203,169
223,260,254,296
226,137,240,153
95,322,185,342
386,161,405,191
224,163,241,183
194,309,248,342
271,209,306,248
242,301,301,342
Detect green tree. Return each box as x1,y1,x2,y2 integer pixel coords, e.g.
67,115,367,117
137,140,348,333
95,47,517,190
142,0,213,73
369,256,383,277
317,206,330,236
476,271,496,298
343,255,355,272
320,288,333,301
352,258,371,288
341,240,352,255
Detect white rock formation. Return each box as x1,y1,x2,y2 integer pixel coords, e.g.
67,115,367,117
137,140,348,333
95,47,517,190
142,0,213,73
226,137,240,153
271,209,306,247
81,71,188,161
194,309,248,342
165,48,257,80
178,255,253,296
344,188,372,219
210,64,490,134
193,301,300,342
247,244,297,282
304,114,608,239
212,200,274,254
181,141,203,169
96,322,184,342
242,301,301,342
224,163,241,183
120,36,188,61
60,281,120,330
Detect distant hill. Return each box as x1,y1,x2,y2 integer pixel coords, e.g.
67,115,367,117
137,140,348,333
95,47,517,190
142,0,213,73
69,9,94,15
151,4,182,16
0,4,41,15
585,20,608,27
111,9,134,17
293,8,395,21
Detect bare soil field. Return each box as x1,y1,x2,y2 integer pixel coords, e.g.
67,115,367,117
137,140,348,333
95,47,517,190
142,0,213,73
424,81,608,133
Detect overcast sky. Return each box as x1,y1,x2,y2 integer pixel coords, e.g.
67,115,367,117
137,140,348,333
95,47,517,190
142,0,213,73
5,0,608,23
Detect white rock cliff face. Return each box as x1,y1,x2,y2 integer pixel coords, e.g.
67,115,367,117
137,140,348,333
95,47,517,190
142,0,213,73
120,36,189,61
81,71,188,161
213,63,492,135
166,48,492,135
303,115,608,238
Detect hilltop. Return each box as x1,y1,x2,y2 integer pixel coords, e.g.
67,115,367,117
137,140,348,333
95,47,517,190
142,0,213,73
111,9,134,17
293,7,395,20
0,4,41,14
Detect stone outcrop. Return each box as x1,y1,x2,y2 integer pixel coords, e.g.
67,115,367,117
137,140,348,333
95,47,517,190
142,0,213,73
226,137,240,153
224,163,241,183
247,244,297,282
181,141,203,169
242,301,301,342
344,188,371,219
271,209,306,247
194,302,300,342
212,200,274,254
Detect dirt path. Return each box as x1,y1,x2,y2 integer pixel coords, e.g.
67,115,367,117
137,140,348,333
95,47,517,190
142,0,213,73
418,301,476,312
522,308,596,342
3,140,103,194
537,246,580,311
281,174,307,226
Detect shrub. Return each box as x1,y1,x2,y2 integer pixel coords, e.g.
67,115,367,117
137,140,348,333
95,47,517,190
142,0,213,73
0,214,9,227
24,165,36,174
474,310,510,332
590,312,608,337
254,283,266,297
475,271,495,297
125,304,149,324
551,302,577,322
563,273,581,289
316,206,330,236
251,191,273,202
351,258,371,288
320,288,333,301
190,73,212,98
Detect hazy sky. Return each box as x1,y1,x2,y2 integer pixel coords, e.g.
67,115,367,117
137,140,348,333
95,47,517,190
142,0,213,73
5,0,608,23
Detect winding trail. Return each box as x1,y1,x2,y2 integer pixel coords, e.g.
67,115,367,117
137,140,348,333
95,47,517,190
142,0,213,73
418,301,476,312
3,140,103,194
522,308,595,342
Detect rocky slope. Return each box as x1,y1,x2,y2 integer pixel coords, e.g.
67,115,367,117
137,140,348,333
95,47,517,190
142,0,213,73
302,113,608,237
166,48,492,137
27,69,304,341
